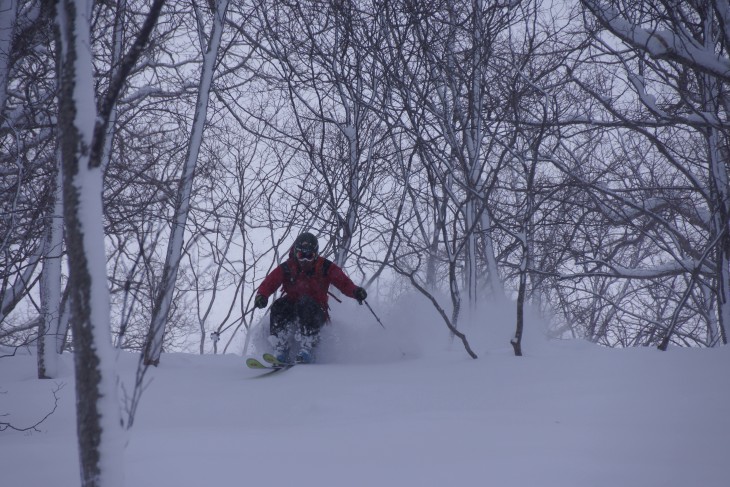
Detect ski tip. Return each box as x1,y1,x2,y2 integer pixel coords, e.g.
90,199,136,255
263,352,291,366
246,358,268,369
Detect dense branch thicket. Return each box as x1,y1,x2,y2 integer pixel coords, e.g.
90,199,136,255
1,0,728,361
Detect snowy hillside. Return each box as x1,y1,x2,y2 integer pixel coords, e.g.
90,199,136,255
2,298,729,487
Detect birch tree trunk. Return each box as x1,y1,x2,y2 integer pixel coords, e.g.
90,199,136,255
703,79,729,344
480,210,503,297
705,99,730,345
703,12,730,344
100,0,127,174
334,124,359,268
38,150,64,379
144,0,230,366
54,0,166,482
54,1,125,485
0,0,18,115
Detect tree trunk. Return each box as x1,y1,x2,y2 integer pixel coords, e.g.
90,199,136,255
0,0,18,115
54,1,125,485
512,258,526,357
99,0,127,174
38,150,64,379
480,210,503,298
144,0,230,366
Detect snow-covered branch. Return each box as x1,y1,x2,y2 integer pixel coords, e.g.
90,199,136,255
583,0,730,81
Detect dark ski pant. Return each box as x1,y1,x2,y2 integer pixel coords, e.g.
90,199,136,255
270,295,326,340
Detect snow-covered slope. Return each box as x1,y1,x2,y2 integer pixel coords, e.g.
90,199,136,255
2,298,729,487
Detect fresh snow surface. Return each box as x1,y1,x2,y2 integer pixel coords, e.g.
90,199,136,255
2,294,729,487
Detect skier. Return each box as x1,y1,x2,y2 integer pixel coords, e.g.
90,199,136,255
254,232,367,364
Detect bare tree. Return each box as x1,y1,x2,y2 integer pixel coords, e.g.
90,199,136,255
53,0,165,485
577,0,729,347
0,2,55,335
369,0,526,350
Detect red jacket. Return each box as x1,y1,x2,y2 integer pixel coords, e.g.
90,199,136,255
257,256,359,318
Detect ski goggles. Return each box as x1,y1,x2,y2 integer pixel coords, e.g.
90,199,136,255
296,250,316,261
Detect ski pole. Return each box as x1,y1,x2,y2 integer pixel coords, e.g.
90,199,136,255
363,299,386,330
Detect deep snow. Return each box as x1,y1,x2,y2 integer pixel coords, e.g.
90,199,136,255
2,296,729,487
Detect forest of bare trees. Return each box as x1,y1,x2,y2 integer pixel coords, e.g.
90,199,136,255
3,0,729,362
2,0,729,484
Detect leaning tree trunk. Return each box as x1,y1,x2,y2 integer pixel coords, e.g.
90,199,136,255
144,0,230,366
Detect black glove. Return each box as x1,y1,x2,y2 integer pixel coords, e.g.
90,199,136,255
354,287,367,304
254,294,268,309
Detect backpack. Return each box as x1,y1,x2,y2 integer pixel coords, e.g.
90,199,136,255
280,257,332,284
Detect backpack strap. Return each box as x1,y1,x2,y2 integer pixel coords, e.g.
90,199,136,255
280,262,295,283
320,258,332,277
282,258,331,281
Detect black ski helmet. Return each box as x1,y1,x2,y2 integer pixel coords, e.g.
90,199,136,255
293,232,319,261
